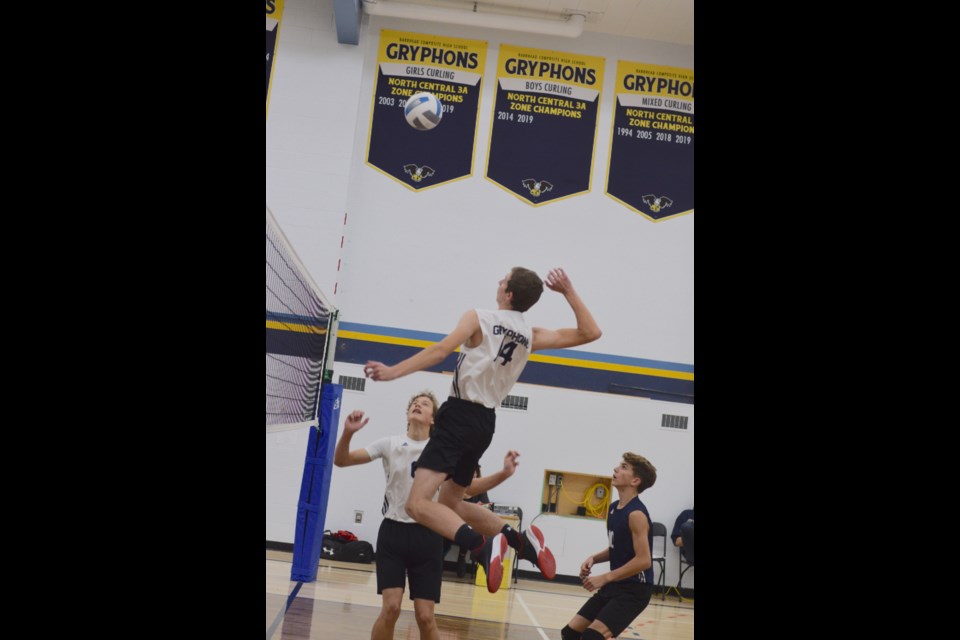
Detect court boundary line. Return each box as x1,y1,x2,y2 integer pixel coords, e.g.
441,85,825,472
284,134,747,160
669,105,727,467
266,581,302,639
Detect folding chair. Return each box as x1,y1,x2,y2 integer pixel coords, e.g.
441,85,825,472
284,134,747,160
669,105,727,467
676,542,693,601
650,521,667,599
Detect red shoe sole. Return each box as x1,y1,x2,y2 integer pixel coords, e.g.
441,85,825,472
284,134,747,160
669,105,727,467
486,535,508,593
528,526,556,580
537,546,556,580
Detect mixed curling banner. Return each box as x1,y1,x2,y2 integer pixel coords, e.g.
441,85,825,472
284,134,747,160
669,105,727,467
605,60,694,221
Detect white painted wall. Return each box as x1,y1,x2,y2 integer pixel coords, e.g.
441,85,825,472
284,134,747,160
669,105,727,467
266,0,368,542
338,15,694,364
266,0,368,301
267,2,693,588
323,362,693,587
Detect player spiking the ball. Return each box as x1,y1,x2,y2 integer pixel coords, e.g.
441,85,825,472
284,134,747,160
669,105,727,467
364,267,601,592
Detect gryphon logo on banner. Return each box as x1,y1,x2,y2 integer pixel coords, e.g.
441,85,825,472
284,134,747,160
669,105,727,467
642,194,673,213
403,164,436,183
522,179,553,197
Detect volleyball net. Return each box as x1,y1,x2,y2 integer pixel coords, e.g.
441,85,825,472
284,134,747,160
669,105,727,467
265,205,338,433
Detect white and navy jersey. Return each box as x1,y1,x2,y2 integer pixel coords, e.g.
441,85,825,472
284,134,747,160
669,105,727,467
450,309,532,409
607,496,654,585
366,435,429,523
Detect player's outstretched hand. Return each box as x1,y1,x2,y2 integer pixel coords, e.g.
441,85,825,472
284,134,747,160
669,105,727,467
344,410,369,433
364,361,396,381
502,450,520,476
545,268,573,294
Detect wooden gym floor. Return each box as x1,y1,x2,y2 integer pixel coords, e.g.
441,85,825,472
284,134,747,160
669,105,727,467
267,551,694,640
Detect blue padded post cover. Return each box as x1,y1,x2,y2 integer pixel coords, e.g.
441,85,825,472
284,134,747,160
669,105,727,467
290,383,343,581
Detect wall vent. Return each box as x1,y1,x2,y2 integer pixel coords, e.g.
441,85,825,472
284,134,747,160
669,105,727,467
661,414,688,430
339,375,366,392
500,395,529,411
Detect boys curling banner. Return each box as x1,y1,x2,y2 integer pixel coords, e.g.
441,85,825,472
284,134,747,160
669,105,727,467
605,61,694,221
486,45,604,206
366,30,486,191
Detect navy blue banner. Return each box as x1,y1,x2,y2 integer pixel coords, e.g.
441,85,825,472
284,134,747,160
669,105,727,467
266,1,284,117
485,44,604,206
605,61,694,221
365,30,486,191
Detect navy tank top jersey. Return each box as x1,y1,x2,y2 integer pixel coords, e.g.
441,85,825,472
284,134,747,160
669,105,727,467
607,495,654,585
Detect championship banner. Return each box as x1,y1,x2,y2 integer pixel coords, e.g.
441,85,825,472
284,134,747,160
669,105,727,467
605,61,694,221
266,0,285,119
366,30,487,191
485,45,604,206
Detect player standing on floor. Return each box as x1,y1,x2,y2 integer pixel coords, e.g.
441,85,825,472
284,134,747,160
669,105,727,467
561,453,658,640
334,391,520,640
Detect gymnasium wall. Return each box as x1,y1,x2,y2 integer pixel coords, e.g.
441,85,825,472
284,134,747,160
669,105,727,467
267,0,694,587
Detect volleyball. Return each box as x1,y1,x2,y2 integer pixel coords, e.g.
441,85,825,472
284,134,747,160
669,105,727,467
404,92,443,131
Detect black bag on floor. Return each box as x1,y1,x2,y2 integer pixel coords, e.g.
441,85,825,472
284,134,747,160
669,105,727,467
321,533,374,563
321,535,343,559
337,540,375,563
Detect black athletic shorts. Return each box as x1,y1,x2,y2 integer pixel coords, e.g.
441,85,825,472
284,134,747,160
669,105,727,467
575,580,652,637
376,518,444,602
416,397,495,487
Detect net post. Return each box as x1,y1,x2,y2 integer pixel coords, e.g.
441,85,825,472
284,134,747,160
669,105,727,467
290,383,344,581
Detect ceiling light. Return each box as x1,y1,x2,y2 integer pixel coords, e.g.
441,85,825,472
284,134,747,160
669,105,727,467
361,0,586,38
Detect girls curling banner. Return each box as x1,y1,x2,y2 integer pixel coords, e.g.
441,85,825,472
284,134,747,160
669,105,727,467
485,44,604,206
366,30,487,191
266,0,284,120
605,61,694,221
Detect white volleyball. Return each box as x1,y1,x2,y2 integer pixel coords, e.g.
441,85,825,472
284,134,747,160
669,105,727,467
404,92,443,131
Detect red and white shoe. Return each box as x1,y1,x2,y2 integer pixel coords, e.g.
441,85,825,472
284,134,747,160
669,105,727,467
521,525,556,580
483,533,508,593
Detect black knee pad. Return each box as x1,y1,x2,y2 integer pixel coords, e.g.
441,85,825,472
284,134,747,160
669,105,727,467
581,629,605,640
560,626,581,640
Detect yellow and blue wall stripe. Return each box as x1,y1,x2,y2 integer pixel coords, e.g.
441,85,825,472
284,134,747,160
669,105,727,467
335,321,693,404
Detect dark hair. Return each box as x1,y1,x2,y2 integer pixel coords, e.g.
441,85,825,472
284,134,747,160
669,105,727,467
623,452,657,494
507,267,544,312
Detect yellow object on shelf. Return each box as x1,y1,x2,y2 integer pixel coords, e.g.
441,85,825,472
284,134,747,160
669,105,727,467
542,469,612,519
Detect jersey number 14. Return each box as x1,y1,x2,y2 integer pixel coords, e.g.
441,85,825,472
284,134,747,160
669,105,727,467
496,341,518,365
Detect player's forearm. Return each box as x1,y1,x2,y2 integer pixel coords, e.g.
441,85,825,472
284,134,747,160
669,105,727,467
389,343,451,378
604,555,650,583
563,289,602,344
468,469,509,496
590,548,611,564
333,431,354,466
